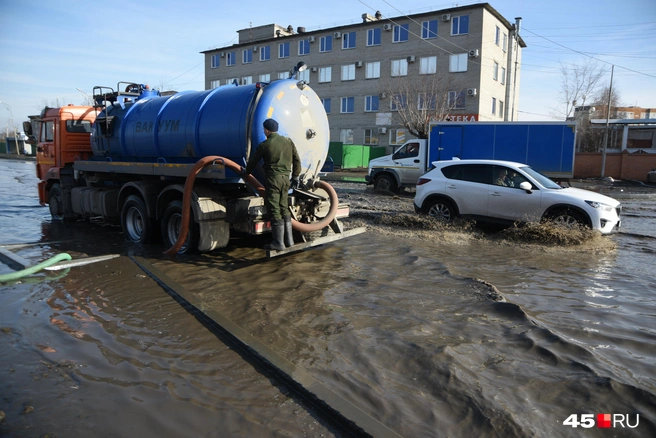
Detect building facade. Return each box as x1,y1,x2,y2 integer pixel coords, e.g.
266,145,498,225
202,3,525,152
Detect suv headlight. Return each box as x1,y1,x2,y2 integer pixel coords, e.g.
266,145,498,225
585,200,613,211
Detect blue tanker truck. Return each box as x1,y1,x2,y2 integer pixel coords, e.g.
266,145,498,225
367,121,577,192
26,71,359,255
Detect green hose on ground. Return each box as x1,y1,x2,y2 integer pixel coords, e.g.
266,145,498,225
0,253,72,283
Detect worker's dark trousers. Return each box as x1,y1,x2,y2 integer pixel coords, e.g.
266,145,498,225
264,173,291,221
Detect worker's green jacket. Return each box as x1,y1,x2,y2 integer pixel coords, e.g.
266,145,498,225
245,132,301,177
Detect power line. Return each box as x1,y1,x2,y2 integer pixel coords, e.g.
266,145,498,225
522,27,656,79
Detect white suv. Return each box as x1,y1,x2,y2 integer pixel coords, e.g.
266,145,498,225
414,160,621,234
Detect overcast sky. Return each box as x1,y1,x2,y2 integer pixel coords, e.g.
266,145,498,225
0,0,654,132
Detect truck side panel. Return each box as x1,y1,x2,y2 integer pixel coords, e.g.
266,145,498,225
429,122,576,178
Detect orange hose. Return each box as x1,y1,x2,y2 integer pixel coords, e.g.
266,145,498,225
163,157,339,255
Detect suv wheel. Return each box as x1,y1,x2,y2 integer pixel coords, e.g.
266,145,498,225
424,199,456,223
545,208,588,229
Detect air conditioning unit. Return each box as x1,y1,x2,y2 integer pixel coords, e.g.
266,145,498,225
467,88,477,97
220,52,225,58
407,55,416,63
383,23,392,31
355,61,363,68
311,66,318,72
252,46,258,52
308,36,316,43
378,127,387,134
468,49,479,58
441,14,451,22
379,92,387,99
333,31,342,39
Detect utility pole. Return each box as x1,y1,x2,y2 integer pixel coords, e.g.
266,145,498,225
601,65,614,178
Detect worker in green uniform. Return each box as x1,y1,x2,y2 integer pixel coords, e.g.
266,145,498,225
242,118,301,251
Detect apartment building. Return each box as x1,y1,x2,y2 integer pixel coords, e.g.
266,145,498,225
202,3,525,151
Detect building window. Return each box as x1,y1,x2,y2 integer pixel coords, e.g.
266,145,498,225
319,66,332,83
420,56,437,74
495,26,500,46
391,59,408,76
298,40,310,55
242,49,253,64
322,98,331,114
503,34,508,52
298,69,310,83
452,15,469,35
499,100,504,118
364,129,378,145
279,42,290,58
341,64,355,81
259,73,271,82
340,129,354,144
422,20,438,39
260,46,271,61
365,95,379,112
418,93,436,110
320,35,332,52
393,24,409,42
210,79,220,88
389,129,406,145
278,72,287,80
390,94,407,111
366,61,380,79
226,77,238,85
226,51,236,66
341,97,354,113
492,97,497,115
501,67,506,85
493,61,499,81
342,31,356,49
241,76,252,85
367,28,381,46
449,53,468,72
211,55,220,68
448,90,466,109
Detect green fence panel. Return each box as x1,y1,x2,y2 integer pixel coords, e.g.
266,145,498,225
327,142,343,167
368,146,387,161
342,145,364,169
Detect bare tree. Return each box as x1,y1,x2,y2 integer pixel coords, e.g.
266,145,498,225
576,84,625,152
555,59,606,120
383,72,466,139
591,85,623,118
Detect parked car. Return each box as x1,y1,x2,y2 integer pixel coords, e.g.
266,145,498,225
414,160,621,234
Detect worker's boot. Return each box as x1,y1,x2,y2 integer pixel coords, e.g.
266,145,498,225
284,216,294,248
264,219,285,251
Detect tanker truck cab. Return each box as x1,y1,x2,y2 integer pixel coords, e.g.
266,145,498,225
24,105,96,215
366,139,428,192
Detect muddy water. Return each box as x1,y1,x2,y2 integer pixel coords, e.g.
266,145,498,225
1,159,655,437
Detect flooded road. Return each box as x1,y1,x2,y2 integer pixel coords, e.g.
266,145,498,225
1,159,655,437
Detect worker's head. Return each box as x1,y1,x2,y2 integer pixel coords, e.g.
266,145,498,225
263,118,279,133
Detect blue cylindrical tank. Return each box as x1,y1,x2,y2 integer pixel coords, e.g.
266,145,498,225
91,79,330,179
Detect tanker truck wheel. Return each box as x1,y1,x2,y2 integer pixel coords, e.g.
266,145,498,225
161,200,199,254
48,184,65,221
121,195,159,244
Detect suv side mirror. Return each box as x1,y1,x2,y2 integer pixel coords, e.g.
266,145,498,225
519,181,533,193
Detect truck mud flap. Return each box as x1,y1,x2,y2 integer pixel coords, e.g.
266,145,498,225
266,226,366,258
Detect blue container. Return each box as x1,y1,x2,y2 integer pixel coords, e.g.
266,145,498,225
91,79,330,179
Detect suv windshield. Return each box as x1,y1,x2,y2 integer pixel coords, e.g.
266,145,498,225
519,166,562,189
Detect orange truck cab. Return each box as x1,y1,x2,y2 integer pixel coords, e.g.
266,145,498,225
25,105,96,207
